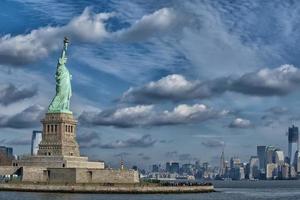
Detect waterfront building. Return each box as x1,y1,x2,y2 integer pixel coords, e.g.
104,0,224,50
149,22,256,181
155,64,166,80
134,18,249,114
203,162,209,171
152,164,159,172
274,150,284,165
266,163,278,179
290,166,297,178
166,162,171,172
31,130,42,156
170,162,180,174
195,160,201,169
219,150,226,177
257,145,266,171
288,125,299,165
230,157,241,168
181,164,193,175
230,166,245,180
244,163,250,179
265,146,276,166
292,151,300,173
249,156,260,180
280,163,289,179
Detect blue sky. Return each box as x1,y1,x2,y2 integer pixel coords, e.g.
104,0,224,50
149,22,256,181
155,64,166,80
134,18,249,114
1,0,300,169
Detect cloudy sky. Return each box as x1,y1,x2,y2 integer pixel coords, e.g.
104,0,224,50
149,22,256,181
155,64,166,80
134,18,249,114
1,0,300,169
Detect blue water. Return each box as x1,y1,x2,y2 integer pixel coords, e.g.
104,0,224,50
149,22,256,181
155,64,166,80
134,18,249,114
2,181,300,200
0,188,300,200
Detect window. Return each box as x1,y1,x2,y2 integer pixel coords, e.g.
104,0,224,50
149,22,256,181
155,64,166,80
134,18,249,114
71,126,73,133
65,125,68,132
51,125,53,132
47,125,50,133
68,126,70,132
55,125,57,132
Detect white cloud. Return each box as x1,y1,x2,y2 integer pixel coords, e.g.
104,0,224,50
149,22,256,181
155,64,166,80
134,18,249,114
202,139,225,148
233,64,300,95
0,104,44,129
0,7,177,66
0,83,37,106
121,65,300,103
229,118,252,129
0,8,112,66
100,134,156,149
79,103,227,128
176,1,264,78
115,8,177,42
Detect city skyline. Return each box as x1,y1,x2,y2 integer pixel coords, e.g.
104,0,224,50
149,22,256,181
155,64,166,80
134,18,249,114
2,0,300,168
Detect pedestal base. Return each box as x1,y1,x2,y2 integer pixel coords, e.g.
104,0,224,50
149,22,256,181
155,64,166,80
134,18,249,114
13,155,104,169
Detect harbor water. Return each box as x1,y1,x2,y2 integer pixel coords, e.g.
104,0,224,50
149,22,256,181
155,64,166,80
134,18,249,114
1,180,300,200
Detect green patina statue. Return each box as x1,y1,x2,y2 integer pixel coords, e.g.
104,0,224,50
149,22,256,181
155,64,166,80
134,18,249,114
48,37,72,114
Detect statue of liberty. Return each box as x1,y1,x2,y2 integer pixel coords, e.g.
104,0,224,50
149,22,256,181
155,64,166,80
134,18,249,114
48,37,72,114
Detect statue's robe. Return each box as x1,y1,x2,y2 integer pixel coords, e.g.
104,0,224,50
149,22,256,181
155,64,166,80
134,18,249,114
48,59,72,113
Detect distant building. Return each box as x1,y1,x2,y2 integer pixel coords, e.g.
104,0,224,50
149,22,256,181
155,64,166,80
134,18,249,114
230,167,245,180
288,125,299,166
170,162,180,174
265,146,276,166
181,163,193,174
230,157,241,168
31,130,42,156
280,163,289,179
195,160,201,169
274,150,284,165
290,166,297,178
245,163,250,179
219,150,226,177
132,165,138,171
0,146,13,165
266,163,278,179
166,162,171,172
257,145,266,171
249,156,260,180
202,162,209,171
293,151,300,173
152,164,159,172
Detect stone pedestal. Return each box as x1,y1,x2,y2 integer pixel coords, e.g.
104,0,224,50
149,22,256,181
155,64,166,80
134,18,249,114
14,112,104,170
13,155,104,169
38,113,80,157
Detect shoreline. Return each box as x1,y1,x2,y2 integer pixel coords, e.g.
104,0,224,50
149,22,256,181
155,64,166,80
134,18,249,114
0,183,214,194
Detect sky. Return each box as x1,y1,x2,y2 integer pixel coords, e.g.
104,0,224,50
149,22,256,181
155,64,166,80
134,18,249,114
1,0,300,169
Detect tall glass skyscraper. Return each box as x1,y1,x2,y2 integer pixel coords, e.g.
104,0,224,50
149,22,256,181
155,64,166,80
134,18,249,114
288,125,299,165
31,130,42,156
257,145,266,171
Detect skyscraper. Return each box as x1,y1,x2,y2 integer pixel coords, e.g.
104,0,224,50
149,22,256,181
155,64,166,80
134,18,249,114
249,156,260,180
265,146,276,165
219,150,226,176
170,162,180,174
257,145,266,171
31,130,42,156
288,125,299,165
274,150,284,165
166,162,171,172
152,164,159,172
